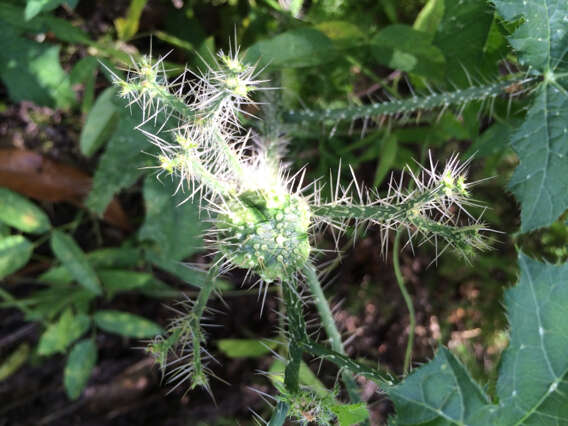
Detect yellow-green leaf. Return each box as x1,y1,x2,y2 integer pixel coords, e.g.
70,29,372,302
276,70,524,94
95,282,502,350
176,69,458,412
37,309,91,355
0,235,33,279
93,310,163,338
64,339,97,400
0,187,50,233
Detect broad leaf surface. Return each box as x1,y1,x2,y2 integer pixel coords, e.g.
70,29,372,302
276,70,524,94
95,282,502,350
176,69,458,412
387,347,489,425
479,254,568,425
138,177,204,261
507,81,568,231
493,0,568,71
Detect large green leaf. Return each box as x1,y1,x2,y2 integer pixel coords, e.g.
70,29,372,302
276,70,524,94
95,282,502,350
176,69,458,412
139,177,204,261
37,308,90,355
245,28,337,69
0,235,33,280
0,188,50,233
433,0,503,85
371,25,446,80
493,0,568,71
93,310,163,338
477,254,568,425
387,347,489,425
86,107,155,214
507,81,568,232
0,23,75,108
64,339,97,400
50,231,102,295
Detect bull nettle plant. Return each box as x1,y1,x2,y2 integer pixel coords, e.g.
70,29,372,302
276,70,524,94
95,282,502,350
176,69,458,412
104,0,568,424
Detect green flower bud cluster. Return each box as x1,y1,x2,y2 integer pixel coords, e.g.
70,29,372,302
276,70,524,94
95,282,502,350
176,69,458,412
216,189,311,282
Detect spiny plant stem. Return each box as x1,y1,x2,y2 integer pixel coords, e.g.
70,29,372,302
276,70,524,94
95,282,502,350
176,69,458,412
303,263,362,402
393,229,415,375
298,339,392,386
283,77,529,124
281,280,306,394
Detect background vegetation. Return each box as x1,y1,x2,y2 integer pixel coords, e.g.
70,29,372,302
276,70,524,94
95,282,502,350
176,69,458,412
0,0,567,424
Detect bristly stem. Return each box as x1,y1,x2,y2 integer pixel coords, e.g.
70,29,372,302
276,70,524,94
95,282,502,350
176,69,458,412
268,401,290,426
393,229,415,375
282,77,530,124
303,263,362,402
281,279,307,394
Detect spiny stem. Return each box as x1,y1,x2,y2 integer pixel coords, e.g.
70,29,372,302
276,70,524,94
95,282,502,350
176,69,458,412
281,279,306,394
283,77,529,124
303,263,362,402
393,229,415,375
298,339,393,386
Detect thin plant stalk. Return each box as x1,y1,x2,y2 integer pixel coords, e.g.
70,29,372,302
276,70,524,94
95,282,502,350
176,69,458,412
393,228,415,375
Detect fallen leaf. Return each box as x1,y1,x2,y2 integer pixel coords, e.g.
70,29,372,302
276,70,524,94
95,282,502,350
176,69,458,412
0,149,131,230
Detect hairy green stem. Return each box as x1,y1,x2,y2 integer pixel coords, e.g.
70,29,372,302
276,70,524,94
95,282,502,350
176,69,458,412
281,280,307,394
282,77,529,124
298,339,393,386
303,263,362,402
393,229,415,375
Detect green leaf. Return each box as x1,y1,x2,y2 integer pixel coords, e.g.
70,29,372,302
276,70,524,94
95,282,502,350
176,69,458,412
371,25,446,80
98,269,153,297
217,339,276,358
80,87,119,156
245,28,337,69
478,254,568,425
387,347,489,425
0,343,30,381
86,107,157,214
373,134,398,187
114,0,148,41
93,310,163,338
37,308,90,355
69,56,98,114
0,188,50,233
64,339,97,400
0,235,33,280
139,177,204,261
507,81,568,232
40,246,141,285
413,0,445,37
493,0,568,71
50,231,102,295
24,0,78,21
330,402,369,426
433,0,501,86
0,23,75,108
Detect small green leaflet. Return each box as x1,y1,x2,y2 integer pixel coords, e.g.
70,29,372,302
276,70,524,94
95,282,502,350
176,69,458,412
0,187,50,233
217,339,276,358
50,231,102,295
93,310,163,338
64,339,97,400
24,0,78,21
0,235,33,280
37,309,90,355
